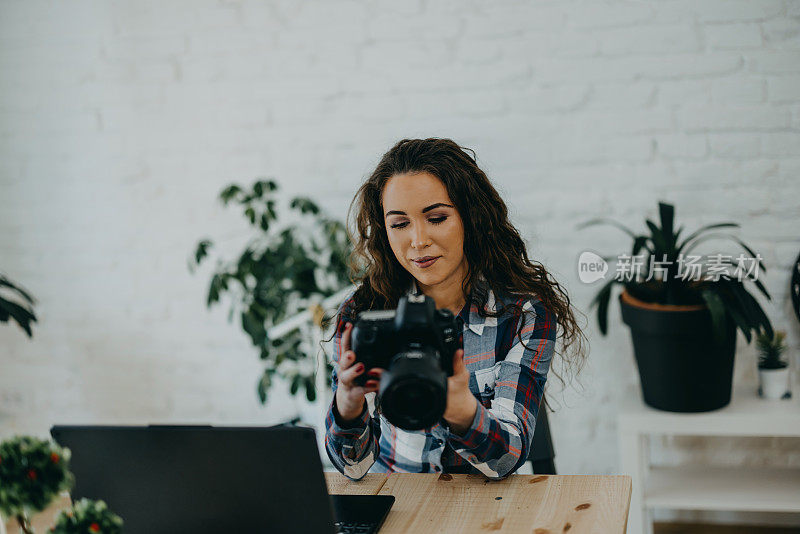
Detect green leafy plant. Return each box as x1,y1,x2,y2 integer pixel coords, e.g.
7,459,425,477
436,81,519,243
578,201,773,345
50,498,123,534
190,179,354,404
0,274,37,337
757,330,788,370
0,436,73,534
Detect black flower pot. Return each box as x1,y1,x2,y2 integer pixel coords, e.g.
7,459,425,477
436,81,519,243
619,291,737,412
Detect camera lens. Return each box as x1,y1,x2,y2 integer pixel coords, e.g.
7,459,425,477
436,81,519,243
379,350,447,431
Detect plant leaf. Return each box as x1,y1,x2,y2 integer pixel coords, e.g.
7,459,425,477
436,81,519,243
575,217,638,239
305,376,316,402
681,233,767,274
0,275,35,305
658,202,675,248
0,297,37,337
590,278,617,336
194,239,213,265
219,184,242,205
257,372,271,404
241,308,268,346
631,235,653,256
700,288,728,347
676,223,739,254
646,219,668,253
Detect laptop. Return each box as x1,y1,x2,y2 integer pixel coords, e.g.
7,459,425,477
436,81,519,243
50,425,394,534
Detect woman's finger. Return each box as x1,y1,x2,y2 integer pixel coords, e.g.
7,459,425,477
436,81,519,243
338,361,365,387
365,368,384,379
342,322,353,353
452,349,466,375
339,350,355,370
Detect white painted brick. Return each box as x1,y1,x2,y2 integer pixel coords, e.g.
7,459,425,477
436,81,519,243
691,0,784,23
585,82,657,109
506,84,590,114
367,13,461,41
564,1,655,29
462,5,566,37
101,35,188,61
678,104,790,131
569,110,673,135
657,79,713,106
762,17,800,48
596,25,702,56
705,23,764,50
536,53,743,83
710,78,766,104
454,39,503,65
501,31,599,60
762,132,800,156
708,133,762,159
768,75,800,103
747,50,800,74
655,134,708,159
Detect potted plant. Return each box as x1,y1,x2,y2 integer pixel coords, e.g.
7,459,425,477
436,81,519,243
579,201,773,412
190,179,353,405
0,437,73,534
50,499,123,534
757,330,791,400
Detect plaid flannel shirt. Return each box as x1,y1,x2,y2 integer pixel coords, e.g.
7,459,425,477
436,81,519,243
324,279,555,480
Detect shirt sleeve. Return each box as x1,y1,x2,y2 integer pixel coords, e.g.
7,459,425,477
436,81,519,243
324,293,381,480
446,298,556,479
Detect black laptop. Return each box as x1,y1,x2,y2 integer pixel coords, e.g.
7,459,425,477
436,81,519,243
50,425,393,533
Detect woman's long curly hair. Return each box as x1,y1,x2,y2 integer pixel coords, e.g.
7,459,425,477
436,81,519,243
337,138,587,391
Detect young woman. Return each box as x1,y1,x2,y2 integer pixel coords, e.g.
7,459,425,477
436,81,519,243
325,138,586,480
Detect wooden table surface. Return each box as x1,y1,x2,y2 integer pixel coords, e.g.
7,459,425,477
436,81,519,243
4,473,631,534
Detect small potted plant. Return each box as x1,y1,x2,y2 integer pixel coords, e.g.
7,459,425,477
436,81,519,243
0,437,73,534
50,499,123,534
757,330,791,400
579,201,773,412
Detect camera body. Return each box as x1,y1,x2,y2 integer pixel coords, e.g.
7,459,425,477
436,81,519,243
351,293,461,430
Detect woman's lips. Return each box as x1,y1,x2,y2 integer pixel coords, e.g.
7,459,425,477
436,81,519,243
412,256,440,268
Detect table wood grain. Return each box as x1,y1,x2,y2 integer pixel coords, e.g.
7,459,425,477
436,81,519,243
375,473,631,534
325,471,387,495
4,474,631,533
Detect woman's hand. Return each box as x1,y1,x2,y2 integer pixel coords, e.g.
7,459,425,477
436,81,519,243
443,348,478,436
334,322,383,422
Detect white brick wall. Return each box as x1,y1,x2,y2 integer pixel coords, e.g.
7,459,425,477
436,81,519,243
1,0,799,524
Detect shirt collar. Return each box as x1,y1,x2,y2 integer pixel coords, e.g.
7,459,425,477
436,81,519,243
407,276,497,336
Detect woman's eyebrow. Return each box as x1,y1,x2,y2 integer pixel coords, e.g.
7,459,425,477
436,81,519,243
385,202,454,217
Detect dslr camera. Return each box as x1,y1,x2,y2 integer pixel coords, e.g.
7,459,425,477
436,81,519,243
351,292,461,430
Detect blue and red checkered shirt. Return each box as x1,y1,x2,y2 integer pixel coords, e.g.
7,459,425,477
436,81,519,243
324,278,555,480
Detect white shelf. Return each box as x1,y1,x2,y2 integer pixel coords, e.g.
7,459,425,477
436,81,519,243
619,387,800,437
646,466,800,513
619,384,800,534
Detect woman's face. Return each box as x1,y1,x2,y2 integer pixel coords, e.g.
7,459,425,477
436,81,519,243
381,171,468,293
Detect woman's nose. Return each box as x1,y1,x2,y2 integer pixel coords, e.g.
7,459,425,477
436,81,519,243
411,226,431,249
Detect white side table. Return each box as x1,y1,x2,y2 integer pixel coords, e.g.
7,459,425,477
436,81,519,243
618,386,800,534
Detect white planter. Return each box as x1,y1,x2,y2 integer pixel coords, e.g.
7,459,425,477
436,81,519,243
758,367,791,400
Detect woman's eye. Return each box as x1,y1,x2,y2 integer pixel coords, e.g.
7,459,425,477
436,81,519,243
389,216,447,229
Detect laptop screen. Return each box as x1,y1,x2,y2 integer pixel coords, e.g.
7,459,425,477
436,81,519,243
50,425,337,534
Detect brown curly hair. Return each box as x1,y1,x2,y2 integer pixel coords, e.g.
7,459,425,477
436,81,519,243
337,137,587,390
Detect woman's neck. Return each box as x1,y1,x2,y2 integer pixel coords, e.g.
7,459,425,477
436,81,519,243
415,279,469,316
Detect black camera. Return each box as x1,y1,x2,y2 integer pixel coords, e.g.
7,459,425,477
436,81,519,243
351,293,461,430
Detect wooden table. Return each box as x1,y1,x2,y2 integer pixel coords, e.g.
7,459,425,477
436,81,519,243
4,473,631,533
